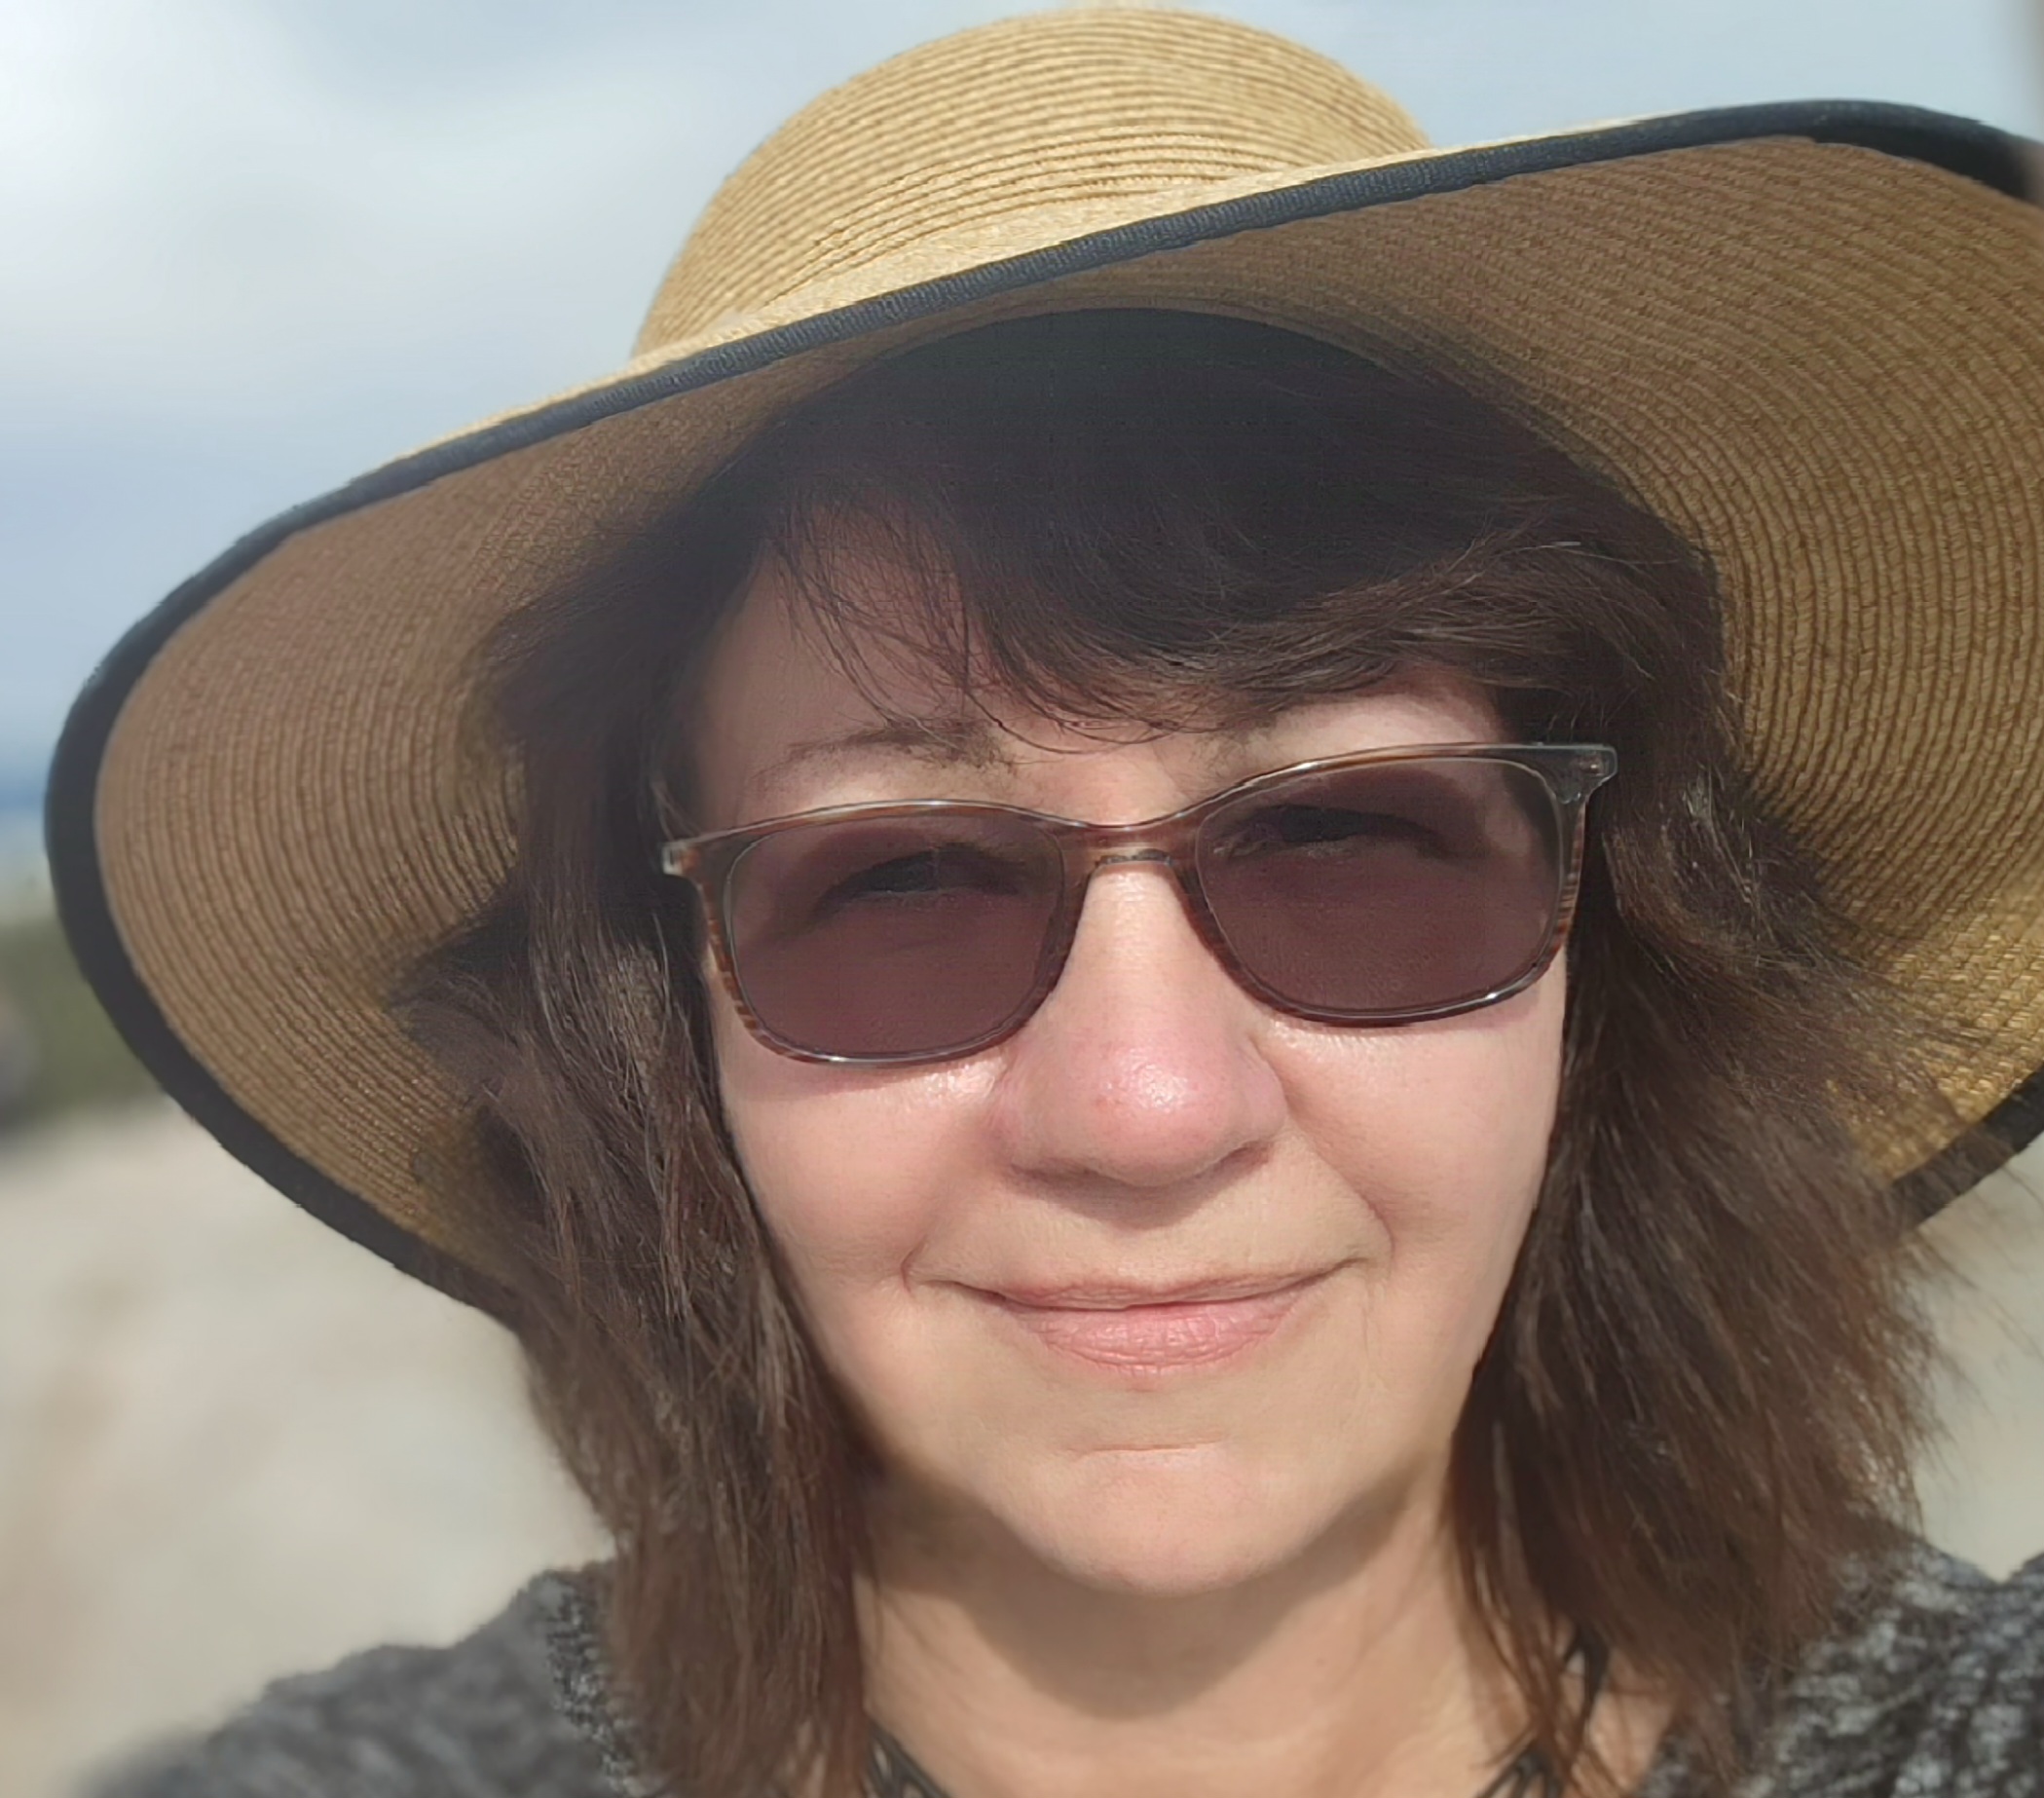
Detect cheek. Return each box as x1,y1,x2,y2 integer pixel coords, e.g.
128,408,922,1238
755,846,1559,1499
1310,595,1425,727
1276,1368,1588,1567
1288,965,1564,1345
710,998,985,1310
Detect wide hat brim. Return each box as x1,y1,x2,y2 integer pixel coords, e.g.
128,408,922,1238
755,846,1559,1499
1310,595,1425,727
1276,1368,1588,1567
47,75,2044,1315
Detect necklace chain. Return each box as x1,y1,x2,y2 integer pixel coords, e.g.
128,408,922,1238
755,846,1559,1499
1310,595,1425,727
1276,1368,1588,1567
866,1633,1603,1798
868,1729,1568,1798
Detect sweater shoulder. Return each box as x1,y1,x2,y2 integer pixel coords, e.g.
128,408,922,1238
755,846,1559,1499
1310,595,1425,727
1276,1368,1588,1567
1786,1541,2043,1788
89,1574,613,1798
1644,1541,2044,1797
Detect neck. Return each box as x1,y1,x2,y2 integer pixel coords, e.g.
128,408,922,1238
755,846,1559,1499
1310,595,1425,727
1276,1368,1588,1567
859,1478,1542,1798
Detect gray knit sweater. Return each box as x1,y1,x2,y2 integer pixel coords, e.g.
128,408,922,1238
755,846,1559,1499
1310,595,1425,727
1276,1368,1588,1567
94,1541,2044,1797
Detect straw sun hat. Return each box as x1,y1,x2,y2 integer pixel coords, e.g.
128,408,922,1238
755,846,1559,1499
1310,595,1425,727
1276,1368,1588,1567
46,6,2044,1313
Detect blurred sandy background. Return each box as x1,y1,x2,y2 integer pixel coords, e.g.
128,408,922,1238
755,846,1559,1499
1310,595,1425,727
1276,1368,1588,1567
0,1101,609,1798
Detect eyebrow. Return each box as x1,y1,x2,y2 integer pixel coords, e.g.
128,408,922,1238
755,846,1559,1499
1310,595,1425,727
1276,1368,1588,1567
741,708,1293,810
751,715,1017,795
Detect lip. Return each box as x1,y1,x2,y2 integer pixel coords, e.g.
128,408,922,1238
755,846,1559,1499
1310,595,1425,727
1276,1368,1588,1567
971,1271,1330,1373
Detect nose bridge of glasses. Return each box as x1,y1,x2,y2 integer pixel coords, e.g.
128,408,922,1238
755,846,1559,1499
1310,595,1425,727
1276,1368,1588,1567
1059,810,1204,887
1052,827,1215,983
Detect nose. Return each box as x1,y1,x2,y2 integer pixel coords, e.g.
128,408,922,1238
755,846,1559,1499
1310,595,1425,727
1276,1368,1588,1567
986,862,1287,1196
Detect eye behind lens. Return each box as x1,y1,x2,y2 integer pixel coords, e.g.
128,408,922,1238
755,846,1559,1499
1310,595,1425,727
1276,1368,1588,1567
1195,758,1567,1020
723,811,1069,1059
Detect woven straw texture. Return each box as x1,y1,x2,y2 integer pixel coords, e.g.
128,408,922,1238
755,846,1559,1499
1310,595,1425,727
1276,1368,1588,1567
81,9,2044,1282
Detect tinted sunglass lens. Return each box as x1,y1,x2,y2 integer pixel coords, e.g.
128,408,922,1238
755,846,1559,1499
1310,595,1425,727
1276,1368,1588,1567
1196,760,1565,1017
724,813,1065,1058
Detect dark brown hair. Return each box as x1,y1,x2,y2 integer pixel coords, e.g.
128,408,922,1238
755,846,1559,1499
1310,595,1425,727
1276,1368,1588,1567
405,311,1964,1796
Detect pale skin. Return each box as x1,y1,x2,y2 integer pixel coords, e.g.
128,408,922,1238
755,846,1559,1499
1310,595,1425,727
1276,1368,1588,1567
689,538,1669,1798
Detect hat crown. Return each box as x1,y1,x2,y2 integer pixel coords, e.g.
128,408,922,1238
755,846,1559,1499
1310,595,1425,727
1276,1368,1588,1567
635,7,1428,356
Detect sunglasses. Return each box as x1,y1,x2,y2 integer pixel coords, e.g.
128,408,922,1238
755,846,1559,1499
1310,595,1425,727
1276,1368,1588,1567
660,742,1617,1065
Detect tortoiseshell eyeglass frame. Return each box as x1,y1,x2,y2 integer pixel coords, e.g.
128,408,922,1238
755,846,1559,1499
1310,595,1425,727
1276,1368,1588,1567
658,742,1617,1066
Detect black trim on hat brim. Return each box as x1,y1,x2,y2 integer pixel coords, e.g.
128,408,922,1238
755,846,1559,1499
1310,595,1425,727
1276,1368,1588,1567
46,98,2044,1310
1899,1066,2044,1227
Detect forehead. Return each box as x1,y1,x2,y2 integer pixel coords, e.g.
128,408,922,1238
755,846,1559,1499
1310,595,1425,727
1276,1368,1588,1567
688,534,999,804
687,530,1504,825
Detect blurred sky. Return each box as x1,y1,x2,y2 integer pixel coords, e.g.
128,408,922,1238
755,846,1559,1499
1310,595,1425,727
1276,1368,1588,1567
4,0,2041,792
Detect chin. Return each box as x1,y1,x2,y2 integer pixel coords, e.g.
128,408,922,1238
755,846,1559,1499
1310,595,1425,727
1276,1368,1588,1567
994,1445,1360,1598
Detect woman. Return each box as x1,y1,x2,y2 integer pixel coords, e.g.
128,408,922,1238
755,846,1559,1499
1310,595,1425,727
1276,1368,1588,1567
56,10,2044,1797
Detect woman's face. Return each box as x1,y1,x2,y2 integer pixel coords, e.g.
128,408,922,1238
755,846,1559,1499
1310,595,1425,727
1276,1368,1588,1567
690,536,1565,1598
